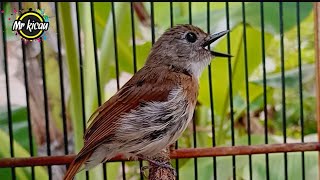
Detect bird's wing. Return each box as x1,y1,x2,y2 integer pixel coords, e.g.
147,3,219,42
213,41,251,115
76,66,180,160
64,65,196,180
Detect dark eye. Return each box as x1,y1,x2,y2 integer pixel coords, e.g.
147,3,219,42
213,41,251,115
186,32,197,43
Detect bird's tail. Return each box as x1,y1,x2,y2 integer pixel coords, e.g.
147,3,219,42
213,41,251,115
64,153,91,180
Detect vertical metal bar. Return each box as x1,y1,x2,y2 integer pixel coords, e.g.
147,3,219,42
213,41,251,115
296,2,305,180
314,2,320,179
90,2,102,104
206,2,217,180
18,2,35,179
75,2,89,179
260,2,270,179
37,2,52,179
1,2,15,180
170,2,179,180
111,2,120,91
131,2,137,74
225,2,236,180
150,2,155,44
188,2,198,180
90,2,104,179
241,2,252,180
111,2,125,180
130,3,143,180
54,1,69,158
279,2,288,180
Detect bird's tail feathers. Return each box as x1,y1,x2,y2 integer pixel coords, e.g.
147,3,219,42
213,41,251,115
63,153,91,180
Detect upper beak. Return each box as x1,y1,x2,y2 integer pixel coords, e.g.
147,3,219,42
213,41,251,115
202,30,232,58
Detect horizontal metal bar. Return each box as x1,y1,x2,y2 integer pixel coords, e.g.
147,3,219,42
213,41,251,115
0,142,319,168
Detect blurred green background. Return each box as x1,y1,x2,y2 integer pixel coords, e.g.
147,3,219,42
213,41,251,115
0,2,318,180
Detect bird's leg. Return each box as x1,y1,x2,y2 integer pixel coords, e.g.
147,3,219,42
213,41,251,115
137,154,177,177
147,158,175,171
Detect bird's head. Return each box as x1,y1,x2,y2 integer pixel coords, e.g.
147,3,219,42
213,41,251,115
146,24,231,78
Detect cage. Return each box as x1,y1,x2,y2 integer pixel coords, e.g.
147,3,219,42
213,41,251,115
0,2,319,180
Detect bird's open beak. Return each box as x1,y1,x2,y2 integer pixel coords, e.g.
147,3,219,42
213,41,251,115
202,30,232,58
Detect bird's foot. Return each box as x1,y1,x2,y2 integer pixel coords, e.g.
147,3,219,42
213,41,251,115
148,159,175,171
139,156,177,177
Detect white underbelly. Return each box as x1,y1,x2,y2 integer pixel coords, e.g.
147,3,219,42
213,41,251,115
85,87,196,169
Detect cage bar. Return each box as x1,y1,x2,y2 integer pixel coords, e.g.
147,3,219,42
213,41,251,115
241,2,253,180
129,3,144,180
110,2,126,180
1,2,15,180
18,2,35,180
0,142,318,168
38,2,52,179
0,2,319,180
260,2,270,179
296,2,305,180
75,2,90,180
54,1,69,158
206,2,217,180
279,2,288,180
225,2,236,180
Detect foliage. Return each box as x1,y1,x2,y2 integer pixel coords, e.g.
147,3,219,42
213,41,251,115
0,2,317,180
0,107,48,179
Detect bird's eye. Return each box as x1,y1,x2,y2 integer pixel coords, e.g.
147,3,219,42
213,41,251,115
186,32,197,43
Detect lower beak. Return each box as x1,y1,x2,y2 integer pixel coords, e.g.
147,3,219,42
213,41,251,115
202,30,232,58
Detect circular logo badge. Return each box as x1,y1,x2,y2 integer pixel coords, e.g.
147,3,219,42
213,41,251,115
12,9,49,40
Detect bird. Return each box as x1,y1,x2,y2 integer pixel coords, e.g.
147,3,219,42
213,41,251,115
64,24,231,180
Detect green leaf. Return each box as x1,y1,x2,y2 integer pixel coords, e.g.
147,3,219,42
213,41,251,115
197,25,272,144
251,63,315,89
235,134,277,146
59,2,84,152
45,57,64,132
0,107,36,154
59,3,89,180
0,129,48,180
244,2,313,35
149,2,241,31
246,152,318,180
193,105,213,148
3,2,19,41
106,163,121,180
85,2,132,118
79,2,97,119
179,145,318,180
170,2,313,35
135,42,152,70
93,2,111,48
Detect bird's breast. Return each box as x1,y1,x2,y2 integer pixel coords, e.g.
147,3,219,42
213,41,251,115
112,86,197,156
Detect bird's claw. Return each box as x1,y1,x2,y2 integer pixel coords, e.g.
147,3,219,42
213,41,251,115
147,160,177,177
137,155,177,177
140,161,177,177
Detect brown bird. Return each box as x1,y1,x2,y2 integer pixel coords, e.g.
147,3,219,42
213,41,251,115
64,24,231,180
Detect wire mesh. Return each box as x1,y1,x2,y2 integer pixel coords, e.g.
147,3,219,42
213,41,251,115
0,2,319,180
